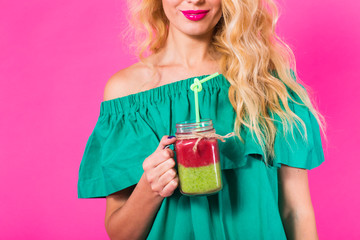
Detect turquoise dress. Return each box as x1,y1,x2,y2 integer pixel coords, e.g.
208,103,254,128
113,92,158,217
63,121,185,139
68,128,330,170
78,74,324,239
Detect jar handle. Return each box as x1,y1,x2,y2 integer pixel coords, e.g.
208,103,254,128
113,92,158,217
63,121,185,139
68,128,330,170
164,144,176,152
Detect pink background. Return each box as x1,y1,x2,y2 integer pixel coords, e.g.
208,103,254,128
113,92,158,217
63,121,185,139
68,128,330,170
1,0,359,239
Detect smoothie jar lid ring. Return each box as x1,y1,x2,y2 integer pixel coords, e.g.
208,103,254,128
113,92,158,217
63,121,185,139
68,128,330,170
176,119,214,134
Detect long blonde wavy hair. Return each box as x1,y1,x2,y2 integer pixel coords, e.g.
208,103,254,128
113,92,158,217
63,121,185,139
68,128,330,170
124,0,326,164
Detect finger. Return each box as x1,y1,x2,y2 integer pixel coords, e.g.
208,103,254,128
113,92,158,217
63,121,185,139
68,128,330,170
155,158,176,177
157,135,177,150
163,148,174,158
154,149,174,167
159,177,179,197
158,168,177,187
145,149,174,170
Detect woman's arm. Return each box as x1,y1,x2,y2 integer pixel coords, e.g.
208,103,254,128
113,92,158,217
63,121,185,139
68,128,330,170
104,136,179,240
105,177,162,240
278,165,319,240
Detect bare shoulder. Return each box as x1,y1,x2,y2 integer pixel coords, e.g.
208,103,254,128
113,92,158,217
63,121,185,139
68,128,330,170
103,61,152,101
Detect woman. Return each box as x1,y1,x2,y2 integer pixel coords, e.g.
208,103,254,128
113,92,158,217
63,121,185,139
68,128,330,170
78,0,325,239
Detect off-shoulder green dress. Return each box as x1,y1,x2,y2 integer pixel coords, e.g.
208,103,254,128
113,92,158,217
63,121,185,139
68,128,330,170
77,74,324,239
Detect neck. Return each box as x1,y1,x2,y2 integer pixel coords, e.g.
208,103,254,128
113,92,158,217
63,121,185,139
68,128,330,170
155,23,218,69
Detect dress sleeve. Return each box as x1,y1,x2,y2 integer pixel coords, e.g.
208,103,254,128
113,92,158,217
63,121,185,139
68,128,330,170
272,87,325,170
77,104,160,198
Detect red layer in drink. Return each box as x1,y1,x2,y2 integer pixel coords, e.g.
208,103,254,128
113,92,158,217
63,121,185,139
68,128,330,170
175,138,220,168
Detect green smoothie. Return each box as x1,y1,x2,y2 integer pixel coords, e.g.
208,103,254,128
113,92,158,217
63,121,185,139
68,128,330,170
178,162,222,195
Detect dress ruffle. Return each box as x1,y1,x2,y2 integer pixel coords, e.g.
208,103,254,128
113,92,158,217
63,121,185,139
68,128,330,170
272,88,325,169
78,73,324,199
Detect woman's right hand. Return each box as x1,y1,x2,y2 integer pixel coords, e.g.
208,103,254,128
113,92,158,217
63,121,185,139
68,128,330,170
142,136,179,198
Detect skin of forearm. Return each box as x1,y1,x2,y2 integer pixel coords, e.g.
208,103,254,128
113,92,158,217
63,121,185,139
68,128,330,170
106,174,164,240
281,208,319,240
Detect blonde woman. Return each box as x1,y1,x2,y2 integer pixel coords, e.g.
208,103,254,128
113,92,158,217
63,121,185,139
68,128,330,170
78,0,325,239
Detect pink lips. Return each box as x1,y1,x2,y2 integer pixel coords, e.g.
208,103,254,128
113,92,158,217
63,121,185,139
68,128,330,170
181,10,210,21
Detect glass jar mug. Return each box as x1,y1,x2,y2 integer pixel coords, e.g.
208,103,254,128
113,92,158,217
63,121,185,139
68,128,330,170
175,119,222,196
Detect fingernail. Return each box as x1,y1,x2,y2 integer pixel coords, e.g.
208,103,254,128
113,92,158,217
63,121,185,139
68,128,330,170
167,136,175,139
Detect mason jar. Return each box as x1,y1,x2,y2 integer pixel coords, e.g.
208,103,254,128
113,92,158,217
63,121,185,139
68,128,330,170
175,119,222,196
